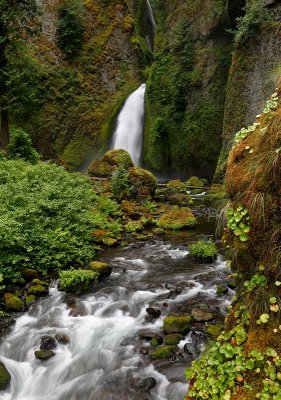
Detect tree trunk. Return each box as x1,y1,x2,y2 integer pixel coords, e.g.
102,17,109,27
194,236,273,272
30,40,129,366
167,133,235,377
1,109,9,151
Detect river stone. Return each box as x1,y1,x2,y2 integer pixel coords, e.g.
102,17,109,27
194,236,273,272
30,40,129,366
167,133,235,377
191,308,213,322
216,284,228,295
138,330,163,343
146,307,161,319
163,315,191,334
55,333,70,345
40,336,57,350
89,261,112,280
139,377,157,391
21,269,38,282
164,334,182,345
28,284,49,296
0,362,11,390
3,293,24,311
149,345,177,360
34,350,55,361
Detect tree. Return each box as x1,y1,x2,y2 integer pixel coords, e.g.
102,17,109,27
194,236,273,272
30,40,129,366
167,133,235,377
0,0,38,151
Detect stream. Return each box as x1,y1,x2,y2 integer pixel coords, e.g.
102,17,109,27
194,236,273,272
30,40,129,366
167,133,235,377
0,214,230,400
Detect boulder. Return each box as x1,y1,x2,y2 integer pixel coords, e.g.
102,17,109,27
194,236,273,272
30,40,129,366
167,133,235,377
216,284,228,295
191,308,213,322
163,315,191,334
88,160,114,178
40,336,57,351
146,307,161,319
164,334,182,345
3,293,24,311
139,377,157,391
128,167,157,196
0,362,11,390
103,149,133,168
168,193,192,206
206,324,223,337
186,176,204,187
55,333,70,345
30,279,48,287
149,345,177,360
21,269,38,282
157,207,197,230
89,261,112,280
25,295,36,307
138,330,163,343
34,350,55,361
28,285,49,296
166,180,187,195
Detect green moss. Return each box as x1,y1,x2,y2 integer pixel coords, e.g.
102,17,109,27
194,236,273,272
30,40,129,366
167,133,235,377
125,220,143,233
150,338,159,347
163,315,191,334
164,334,181,345
186,176,203,187
88,160,114,177
3,293,24,311
28,285,49,296
34,350,55,361
149,345,177,360
188,240,218,262
58,269,98,293
128,166,157,195
0,362,11,390
157,207,197,230
206,324,223,337
103,149,133,169
25,295,36,306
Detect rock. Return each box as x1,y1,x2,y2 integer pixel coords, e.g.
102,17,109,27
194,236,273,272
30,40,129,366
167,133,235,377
128,167,157,196
191,308,213,322
206,324,223,337
149,345,177,360
55,333,70,345
0,318,15,336
0,361,11,390
89,261,112,280
103,149,133,169
65,295,87,317
21,269,38,282
138,330,163,344
163,315,191,334
150,338,160,347
34,350,55,361
166,180,187,195
157,207,197,230
139,377,157,391
186,176,204,187
146,307,161,319
226,275,237,289
3,293,24,311
88,159,114,177
25,295,36,307
216,284,228,295
30,279,48,287
168,193,192,206
40,336,57,350
102,237,118,247
28,285,49,296
164,334,182,345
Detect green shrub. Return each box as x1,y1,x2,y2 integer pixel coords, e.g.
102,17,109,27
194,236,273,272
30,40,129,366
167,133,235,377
110,166,131,200
8,127,40,163
56,0,85,57
58,269,98,292
189,240,218,262
0,159,97,280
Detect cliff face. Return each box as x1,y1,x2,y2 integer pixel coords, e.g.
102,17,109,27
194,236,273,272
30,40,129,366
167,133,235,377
215,0,281,180
18,0,143,169
143,0,233,179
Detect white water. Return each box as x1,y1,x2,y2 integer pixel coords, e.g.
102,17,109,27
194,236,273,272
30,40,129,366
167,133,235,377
146,0,156,30
112,84,146,166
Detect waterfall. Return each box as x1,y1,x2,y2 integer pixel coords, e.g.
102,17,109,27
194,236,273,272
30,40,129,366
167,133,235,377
112,84,146,166
146,0,156,30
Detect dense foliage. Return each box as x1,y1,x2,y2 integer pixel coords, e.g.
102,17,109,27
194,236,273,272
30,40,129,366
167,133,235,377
8,128,40,163
0,159,96,280
189,240,218,262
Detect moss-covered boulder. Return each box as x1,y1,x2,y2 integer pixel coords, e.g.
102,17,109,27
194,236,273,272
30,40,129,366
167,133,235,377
164,334,182,345
102,237,118,247
0,362,11,390
89,261,112,280
166,179,187,194
58,269,98,293
28,285,49,296
186,176,204,187
128,167,157,196
168,193,192,206
191,308,213,322
88,160,114,178
21,269,38,282
157,207,197,230
149,345,177,360
34,350,55,361
103,149,133,169
30,279,48,287
163,315,191,334
206,324,223,338
25,295,36,307
4,293,24,311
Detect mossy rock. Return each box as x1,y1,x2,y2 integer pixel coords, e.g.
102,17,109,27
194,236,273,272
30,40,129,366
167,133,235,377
125,220,143,233
150,337,160,347
128,167,157,196
58,269,98,293
28,285,49,296
149,345,177,360
25,295,36,307
166,179,187,194
102,237,118,247
163,315,191,334
157,207,197,230
186,176,204,187
34,350,55,361
30,279,48,287
206,324,223,337
4,293,24,311
216,284,228,295
188,240,218,262
102,149,133,169
168,193,192,206
191,308,213,322
164,334,182,345
21,269,38,282
89,261,112,279
88,160,114,178
0,361,11,390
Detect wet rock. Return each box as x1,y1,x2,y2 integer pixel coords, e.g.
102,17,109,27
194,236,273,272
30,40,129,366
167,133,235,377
191,307,213,322
140,346,149,355
55,333,70,345
25,295,36,307
163,315,191,334
21,269,38,282
0,317,15,336
138,330,163,343
149,345,177,360
0,361,11,390
89,261,112,280
40,336,57,350
168,193,192,206
139,377,157,391
102,237,118,247
146,307,161,319
28,284,49,296
164,334,182,345
120,336,135,346
3,293,24,311
34,350,55,361
65,295,86,317
226,275,237,289
30,279,48,287
216,284,228,295
206,323,223,337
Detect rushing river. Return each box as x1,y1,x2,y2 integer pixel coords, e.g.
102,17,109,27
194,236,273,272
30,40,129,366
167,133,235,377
0,215,230,400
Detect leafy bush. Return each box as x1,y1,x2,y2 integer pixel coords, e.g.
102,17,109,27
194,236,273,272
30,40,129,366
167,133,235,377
56,0,85,57
0,159,96,280
58,269,98,292
189,240,218,262
110,166,131,200
8,127,40,163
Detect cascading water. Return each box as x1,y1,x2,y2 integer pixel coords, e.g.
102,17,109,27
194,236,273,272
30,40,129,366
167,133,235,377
146,0,156,30
145,0,156,51
112,84,146,166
